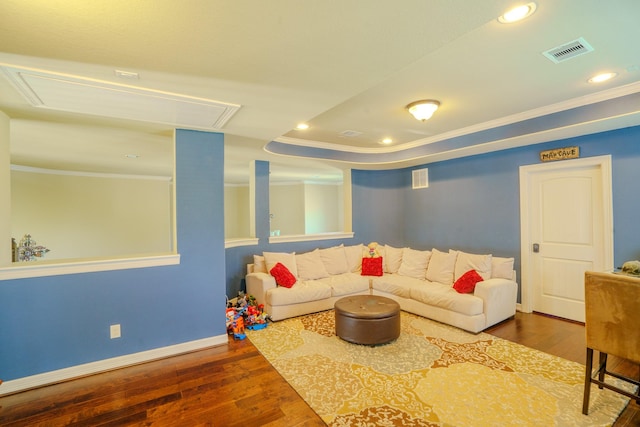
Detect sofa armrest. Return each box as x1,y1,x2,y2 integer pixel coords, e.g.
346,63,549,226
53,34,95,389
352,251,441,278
246,272,276,306
474,278,518,327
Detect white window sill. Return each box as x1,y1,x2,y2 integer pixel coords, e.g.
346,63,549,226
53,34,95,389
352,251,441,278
225,238,259,248
0,254,181,281
268,232,354,244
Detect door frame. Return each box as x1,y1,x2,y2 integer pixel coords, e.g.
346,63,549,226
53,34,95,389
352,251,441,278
519,155,614,314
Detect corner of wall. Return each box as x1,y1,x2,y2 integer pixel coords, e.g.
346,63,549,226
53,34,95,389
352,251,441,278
0,111,11,266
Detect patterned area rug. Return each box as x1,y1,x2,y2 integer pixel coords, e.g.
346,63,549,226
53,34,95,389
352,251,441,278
246,310,632,426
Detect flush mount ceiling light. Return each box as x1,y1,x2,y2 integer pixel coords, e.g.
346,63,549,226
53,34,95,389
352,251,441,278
588,72,618,84
380,138,393,145
406,100,440,121
295,123,309,130
498,2,537,23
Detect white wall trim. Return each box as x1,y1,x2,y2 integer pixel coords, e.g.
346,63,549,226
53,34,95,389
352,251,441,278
268,231,354,244
0,254,181,280
225,237,259,248
0,334,228,396
11,164,172,181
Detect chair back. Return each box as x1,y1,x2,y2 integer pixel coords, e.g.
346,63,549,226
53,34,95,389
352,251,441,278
584,271,640,364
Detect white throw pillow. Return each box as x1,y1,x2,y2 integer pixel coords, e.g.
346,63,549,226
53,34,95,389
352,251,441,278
453,250,493,281
253,254,267,273
344,244,364,272
296,249,330,280
425,248,458,286
319,245,349,275
382,244,404,274
263,251,298,278
397,248,432,280
492,256,515,279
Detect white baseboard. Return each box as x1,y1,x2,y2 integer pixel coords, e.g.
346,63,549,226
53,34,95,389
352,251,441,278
0,334,228,396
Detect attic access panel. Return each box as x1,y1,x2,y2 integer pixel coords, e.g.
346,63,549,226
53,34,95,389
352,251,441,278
0,65,240,129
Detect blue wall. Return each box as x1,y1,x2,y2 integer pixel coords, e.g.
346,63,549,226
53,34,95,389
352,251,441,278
8,124,637,384
224,161,362,298
352,168,407,247
224,126,640,301
354,125,640,301
0,129,226,381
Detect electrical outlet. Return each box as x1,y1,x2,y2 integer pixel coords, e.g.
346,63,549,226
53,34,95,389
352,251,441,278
110,324,121,339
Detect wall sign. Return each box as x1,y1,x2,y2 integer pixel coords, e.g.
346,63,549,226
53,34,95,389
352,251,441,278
539,146,580,162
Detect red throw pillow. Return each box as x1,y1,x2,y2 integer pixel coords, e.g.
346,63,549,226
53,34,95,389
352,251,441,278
270,262,297,288
361,257,383,276
453,269,484,294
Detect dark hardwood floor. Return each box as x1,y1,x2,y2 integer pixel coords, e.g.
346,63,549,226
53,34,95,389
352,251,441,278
1,312,638,426
487,312,640,426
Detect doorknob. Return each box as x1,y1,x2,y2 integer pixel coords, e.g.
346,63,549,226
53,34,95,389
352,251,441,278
533,243,540,253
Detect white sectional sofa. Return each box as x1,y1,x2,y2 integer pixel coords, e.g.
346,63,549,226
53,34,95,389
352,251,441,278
245,244,518,333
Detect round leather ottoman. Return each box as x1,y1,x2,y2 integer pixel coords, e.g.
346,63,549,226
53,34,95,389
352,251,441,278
334,295,401,345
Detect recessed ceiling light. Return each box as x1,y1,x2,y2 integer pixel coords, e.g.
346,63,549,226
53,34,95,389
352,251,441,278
380,138,393,145
498,2,537,23
295,123,309,130
588,72,618,84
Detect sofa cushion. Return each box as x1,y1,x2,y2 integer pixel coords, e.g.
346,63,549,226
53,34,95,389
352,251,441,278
264,251,298,278
315,273,370,297
253,255,267,273
270,262,297,288
398,248,431,280
492,256,515,279
381,245,404,273
426,249,457,286
319,245,349,275
266,281,332,306
453,269,484,293
344,244,364,272
371,274,423,299
410,282,484,316
453,250,493,281
296,249,330,280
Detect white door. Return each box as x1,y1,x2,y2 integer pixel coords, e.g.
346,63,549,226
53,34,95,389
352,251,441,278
520,156,613,322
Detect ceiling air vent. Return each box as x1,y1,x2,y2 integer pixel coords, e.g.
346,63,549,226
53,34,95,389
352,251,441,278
339,130,363,137
542,37,594,64
412,168,429,189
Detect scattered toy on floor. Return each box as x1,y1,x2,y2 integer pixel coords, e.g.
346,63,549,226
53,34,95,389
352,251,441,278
226,292,270,339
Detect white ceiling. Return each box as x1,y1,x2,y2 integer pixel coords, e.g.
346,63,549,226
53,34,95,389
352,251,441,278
1,0,639,184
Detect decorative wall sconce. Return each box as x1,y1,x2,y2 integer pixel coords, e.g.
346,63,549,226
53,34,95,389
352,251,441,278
16,234,50,262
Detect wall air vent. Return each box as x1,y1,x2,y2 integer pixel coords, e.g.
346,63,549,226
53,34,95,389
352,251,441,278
412,168,429,189
542,37,594,64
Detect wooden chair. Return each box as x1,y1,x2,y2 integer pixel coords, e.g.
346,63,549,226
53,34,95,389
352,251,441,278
583,271,640,415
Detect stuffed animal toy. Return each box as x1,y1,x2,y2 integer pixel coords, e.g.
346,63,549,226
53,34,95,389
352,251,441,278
621,260,640,275
365,242,381,258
